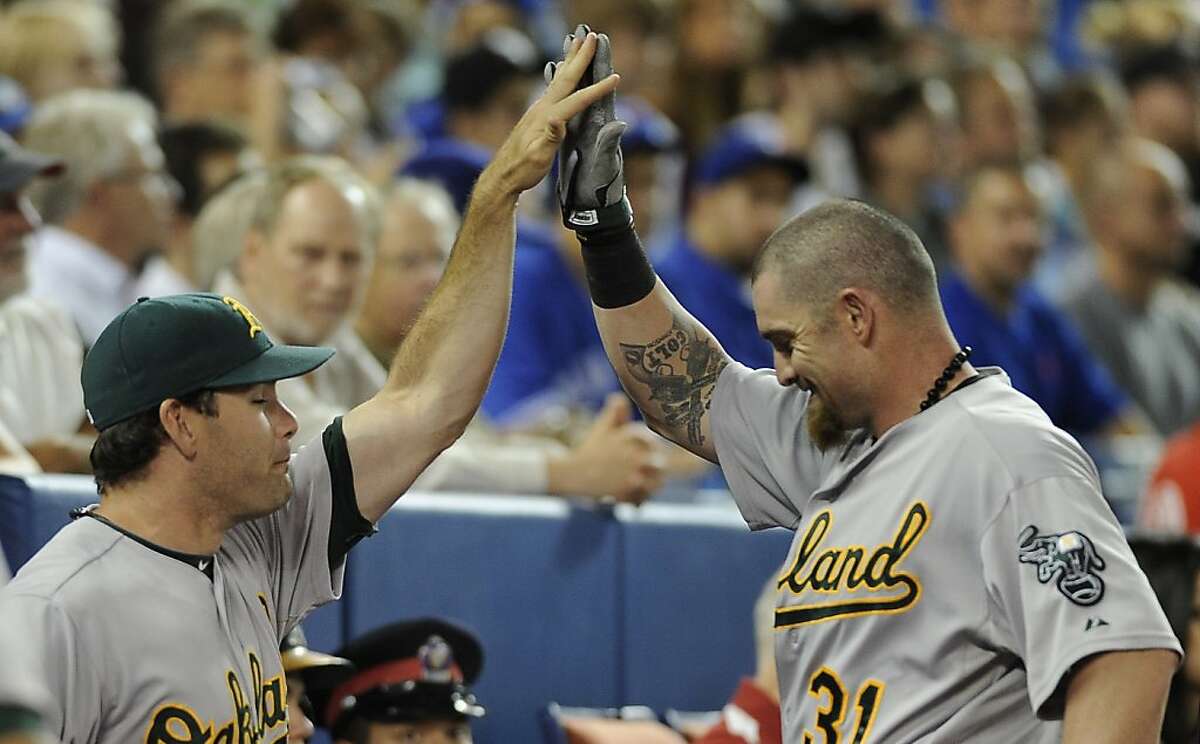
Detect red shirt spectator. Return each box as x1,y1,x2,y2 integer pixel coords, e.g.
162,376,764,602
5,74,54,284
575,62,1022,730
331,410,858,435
694,678,782,744
1140,422,1200,535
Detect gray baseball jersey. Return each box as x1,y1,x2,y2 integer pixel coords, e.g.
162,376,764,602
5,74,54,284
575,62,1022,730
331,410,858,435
711,362,1180,743
0,425,350,744
0,621,51,728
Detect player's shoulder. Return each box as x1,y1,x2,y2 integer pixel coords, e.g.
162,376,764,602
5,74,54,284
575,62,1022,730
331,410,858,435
1,517,125,607
944,370,1097,487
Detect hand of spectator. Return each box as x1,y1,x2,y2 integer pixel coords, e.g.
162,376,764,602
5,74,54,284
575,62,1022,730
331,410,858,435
547,394,664,504
477,31,619,200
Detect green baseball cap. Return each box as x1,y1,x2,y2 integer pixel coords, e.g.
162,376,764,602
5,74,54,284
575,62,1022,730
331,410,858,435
83,293,334,430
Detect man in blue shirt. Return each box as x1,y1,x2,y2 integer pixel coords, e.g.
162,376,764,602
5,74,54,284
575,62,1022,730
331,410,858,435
655,115,807,370
940,160,1143,436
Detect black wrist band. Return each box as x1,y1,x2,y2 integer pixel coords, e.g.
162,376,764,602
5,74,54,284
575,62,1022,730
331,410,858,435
578,221,657,309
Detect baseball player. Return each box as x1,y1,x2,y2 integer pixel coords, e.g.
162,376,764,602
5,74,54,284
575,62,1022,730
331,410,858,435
558,26,1181,743
0,32,618,744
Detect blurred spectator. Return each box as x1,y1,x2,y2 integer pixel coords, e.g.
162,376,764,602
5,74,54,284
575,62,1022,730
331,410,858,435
222,156,379,445
1140,422,1200,536
940,0,1058,87
274,0,416,120
401,29,542,216
941,160,1141,437
443,30,540,157
1126,536,1200,743
1034,73,1129,296
664,0,767,154
770,6,888,200
483,99,681,428
1066,138,1200,436
950,56,1041,168
693,576,780,744
0,0,121,102
566,0,674,115
21,90,176,346
440,0,526,54
1119,45,1200,188
655,115,806,369
151,1,262,131
190,169,269,292
0,131,90,476
403,29,555,228
271,0,390,170
140,121,256,297
851,76,956,270
1118,43,1200,289
355,178,663,500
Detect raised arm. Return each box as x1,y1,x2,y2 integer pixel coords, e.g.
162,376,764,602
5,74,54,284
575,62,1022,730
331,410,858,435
343,32,620,521
594,283,729,462
553,28,730,462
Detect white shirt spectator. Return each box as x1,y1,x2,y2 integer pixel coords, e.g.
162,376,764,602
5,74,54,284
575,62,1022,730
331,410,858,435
27,225,141,346
134,254,195,298
0,293,84,447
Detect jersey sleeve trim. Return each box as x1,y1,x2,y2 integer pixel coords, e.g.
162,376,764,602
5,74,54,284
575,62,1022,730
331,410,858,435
323,416,376,570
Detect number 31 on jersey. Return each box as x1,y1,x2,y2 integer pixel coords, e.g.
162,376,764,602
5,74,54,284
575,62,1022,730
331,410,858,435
802,666,884,744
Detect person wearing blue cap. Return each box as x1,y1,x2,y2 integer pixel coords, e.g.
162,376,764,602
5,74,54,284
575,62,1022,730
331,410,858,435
0,32,620,743
401,28,543,215
654,114,808,370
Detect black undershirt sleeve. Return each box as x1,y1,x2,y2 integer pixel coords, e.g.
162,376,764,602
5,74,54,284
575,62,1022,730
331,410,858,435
322,416,375,572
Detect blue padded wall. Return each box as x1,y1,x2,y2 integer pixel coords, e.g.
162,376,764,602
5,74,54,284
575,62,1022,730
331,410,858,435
345,495,624,744
618,504,792,712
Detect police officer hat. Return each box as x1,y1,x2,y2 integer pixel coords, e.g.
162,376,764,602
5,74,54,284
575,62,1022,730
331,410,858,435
310,618,486,735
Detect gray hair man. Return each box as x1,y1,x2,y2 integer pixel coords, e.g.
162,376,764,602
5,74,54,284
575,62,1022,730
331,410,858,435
21,89,177,344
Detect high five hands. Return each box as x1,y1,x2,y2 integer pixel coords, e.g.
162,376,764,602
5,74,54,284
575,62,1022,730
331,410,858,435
480,30,621,200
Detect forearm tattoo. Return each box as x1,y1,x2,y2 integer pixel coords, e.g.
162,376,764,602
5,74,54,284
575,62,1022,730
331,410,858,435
619,318,728,446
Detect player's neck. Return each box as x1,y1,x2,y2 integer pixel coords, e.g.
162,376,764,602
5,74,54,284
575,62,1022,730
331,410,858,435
94,477,229,555
869,333,978,438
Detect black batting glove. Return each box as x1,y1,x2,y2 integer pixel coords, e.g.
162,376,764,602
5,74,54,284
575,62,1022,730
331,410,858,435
546,25,632,234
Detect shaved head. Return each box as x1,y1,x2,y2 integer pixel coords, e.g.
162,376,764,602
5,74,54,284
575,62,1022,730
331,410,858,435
753,199,941,322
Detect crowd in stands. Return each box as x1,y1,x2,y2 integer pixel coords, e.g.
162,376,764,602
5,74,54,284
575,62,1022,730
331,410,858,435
2,0,1200,741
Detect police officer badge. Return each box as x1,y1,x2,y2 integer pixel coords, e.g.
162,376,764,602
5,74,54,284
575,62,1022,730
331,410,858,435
418,635,455,683
1017,525,1106,606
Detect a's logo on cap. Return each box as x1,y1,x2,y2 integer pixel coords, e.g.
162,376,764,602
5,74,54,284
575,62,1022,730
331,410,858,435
418,635,454,683
222,296,263,338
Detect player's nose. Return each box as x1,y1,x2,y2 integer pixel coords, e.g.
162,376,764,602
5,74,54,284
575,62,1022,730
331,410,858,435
274,397,299,440
774,357,797,387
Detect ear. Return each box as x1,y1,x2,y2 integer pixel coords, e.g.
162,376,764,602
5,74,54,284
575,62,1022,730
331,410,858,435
836,288,875,347
238,229,266,280
159,399,201,460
